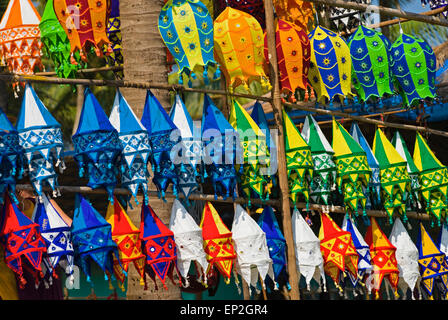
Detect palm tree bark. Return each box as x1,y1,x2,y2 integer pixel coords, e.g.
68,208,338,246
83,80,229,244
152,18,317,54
119,0,181,300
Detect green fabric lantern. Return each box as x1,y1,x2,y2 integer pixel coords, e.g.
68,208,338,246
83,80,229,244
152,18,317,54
39,0,82,78
373,128,411,224
348,26,395,103
301,114,336,207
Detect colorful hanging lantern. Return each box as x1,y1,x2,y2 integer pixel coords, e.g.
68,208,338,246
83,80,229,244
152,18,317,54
105,196,145,291
169,199,208,286
106,0,124,78
272,0,315,30
421,0,448,17
257,206,287,287
214,7,271,93
158,0,219,86
373,128,411,224
71,194,120,284
413,132,448,226
32,193,74,286
141,89,180,200
264,19,312,102
318,211,358,294
109,89,151,205
140,202,180,290
282,109,313,207
292,208,326,291
201,94,238,200
0,0,43,77
215,0,266,29
0,194,47,289
342,214,373,289
417,223,448,299
364,217,399,299
332,119,371,215
16,83,65,200
390,33,436,107
169,94,201,205
54,0,111,61
389,217,420,297
72,88,122,202
301,114,336,207
0,107,24,203
39,0,82,79
229,99,270,205
200,202,237,284
350,122,381,209
348,25,394,103
391,131,422,211
308,26,353,104
329,0,370,34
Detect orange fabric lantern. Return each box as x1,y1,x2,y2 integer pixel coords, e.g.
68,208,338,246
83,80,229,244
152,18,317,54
364,217,400,299
318,212,358,293
214,7,271,93
273,0,315,30
0,0,43,76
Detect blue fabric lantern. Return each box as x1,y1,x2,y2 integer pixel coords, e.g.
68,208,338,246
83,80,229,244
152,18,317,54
201,94,238,200
71,193,120,284
141,90,180,200
72,88,122,202
0,107,24,203
109,89,151,205
169,94,201,205
16,83,65,200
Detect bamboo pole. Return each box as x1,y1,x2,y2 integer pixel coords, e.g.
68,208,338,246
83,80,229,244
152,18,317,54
263,0,301,301
35,66,123,77
306,0,448,27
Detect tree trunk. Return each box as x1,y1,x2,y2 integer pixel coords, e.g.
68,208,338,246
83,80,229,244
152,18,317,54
119,0,181,300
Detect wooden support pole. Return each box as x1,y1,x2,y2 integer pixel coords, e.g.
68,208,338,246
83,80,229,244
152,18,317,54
35,66,123,77
306,0,448,27
263,0,301,300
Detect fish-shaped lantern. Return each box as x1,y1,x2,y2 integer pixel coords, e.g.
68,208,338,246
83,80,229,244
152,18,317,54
169,199,208,286
272,0,315,30
364,217,400,299
319,211,358,294
333,119,371,215
373,128,411,224
391,131,422,210
72,88,122,202
232,204,275,293
413,132,448,226
229,99,270,205
417,223,448,299
0,0,43,77
342,214,373,289
390,33,436,107
109,89,151,205
301,114,336,207
265,19,312,102
0,194,47,288
169,94,201,205
350,122,381,209
308,26,353,104
292,208,326,291
0,108,23,203
39,0,82,78
54,0,111,61
16,83,65,200
348,25,394,103
141,90,180,200
389,218,420,298
201,94,238,200
200,202,236,284
158,0,219,86
71,194,120,284
282,109,313,207
105,197,145,291
214,7,271,93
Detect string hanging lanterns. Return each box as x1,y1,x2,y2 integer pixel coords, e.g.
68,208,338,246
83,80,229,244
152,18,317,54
214,7,271,93
158,0,219,86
